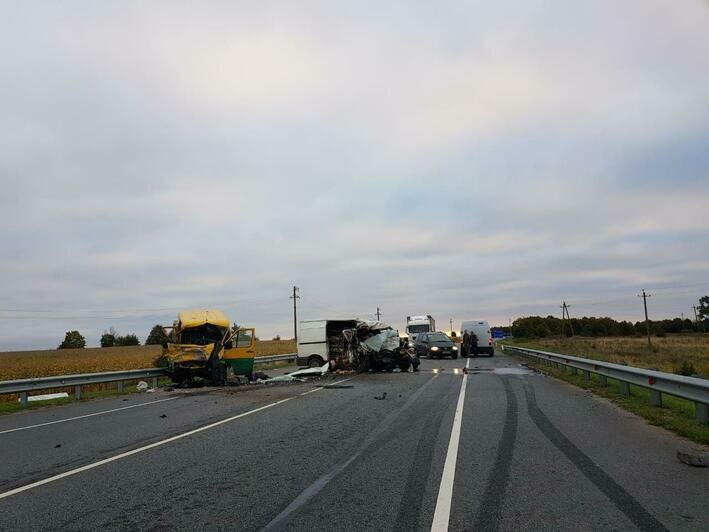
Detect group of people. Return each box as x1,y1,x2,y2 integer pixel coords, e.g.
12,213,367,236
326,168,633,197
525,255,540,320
462,329,479,357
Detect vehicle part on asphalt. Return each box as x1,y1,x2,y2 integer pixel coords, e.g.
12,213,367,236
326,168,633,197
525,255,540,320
677,451,707,467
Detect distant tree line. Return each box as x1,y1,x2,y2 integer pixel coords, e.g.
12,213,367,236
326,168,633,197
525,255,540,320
510,315,707,338
505,295,709,338
57,325,170,349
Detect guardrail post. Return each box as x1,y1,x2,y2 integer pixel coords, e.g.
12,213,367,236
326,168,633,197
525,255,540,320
570,367,577,375
583,370,590,382
20,391,28,407
152,377,158,389
75,385,82,401
649,390,662,407
117,381,124,393
695,403,708,424
599,375,608,387
619,382,630,396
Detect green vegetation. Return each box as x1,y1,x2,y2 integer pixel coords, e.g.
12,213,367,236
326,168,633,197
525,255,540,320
58,330,86,349
511,312,707,339
0,379,171,416
145,325,169,345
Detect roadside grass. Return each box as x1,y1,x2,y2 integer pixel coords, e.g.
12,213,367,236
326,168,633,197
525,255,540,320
0,378,173,416
504,335,709,377
509,354,709,445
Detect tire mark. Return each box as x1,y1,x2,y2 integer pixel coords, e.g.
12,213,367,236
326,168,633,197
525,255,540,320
522,380,668,532
262,373,440,531
393,383,458,532
471,376,518,531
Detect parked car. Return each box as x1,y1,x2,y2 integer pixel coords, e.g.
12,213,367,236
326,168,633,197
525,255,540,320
415,332,458,359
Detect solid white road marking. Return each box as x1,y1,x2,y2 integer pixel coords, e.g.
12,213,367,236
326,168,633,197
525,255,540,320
0,397,179,435
0,378,352,500
431,356,471,531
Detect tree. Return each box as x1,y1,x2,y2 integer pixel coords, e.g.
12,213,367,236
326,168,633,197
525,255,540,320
698,295,709,321
100,332,116,347
145,325,169,346
58,330,86,349
115,333,140,346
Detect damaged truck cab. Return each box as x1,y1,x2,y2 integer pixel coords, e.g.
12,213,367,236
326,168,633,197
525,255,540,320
162,309,256,384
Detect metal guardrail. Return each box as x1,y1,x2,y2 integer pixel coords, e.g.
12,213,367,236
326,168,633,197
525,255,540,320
502,345,709,424
256,353,297,364
2,353,298,407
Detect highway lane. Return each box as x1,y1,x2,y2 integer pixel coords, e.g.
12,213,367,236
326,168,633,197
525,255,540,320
0,352,707,531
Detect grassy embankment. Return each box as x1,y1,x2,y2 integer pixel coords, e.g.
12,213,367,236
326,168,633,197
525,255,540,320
503,335,709,445
0,340,297,413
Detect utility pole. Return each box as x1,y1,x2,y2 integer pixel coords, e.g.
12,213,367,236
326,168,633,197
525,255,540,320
694,305,706,333
376,307,381,321
560,301,574,337
290,286,300,342
450,317,453,335
638,289,652,348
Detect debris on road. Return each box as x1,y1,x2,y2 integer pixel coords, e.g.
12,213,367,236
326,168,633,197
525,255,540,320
288,363,329,377
136,381,148,392
677,451,707,467
160,414,167,419
258,375,304,384
374,392,387,400
19,392,69,403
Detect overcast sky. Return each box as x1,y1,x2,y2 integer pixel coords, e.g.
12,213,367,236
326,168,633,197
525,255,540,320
1,1,709,350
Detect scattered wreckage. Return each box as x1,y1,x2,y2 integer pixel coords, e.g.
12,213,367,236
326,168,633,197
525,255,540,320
162,311,418,387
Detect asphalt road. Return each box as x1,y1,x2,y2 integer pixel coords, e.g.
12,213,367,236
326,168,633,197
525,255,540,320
0,351,707,531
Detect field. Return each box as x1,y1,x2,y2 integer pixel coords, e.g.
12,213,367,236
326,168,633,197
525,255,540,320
505,334,709,377
0,339,297,381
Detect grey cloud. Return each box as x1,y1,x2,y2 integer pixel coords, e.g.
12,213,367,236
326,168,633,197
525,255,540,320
1,1,708,349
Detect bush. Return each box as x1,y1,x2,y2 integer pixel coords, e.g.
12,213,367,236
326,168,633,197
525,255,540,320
114,334,140,346
58,331,86,349
100,333,116,347
145,325,169,346
674,361,696,376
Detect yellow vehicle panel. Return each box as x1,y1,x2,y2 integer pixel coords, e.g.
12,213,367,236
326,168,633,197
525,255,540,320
223,328,256,360
164,342,214,365
177,309,230,330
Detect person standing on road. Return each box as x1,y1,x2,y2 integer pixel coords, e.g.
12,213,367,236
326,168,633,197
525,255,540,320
470,331,478,357
462,329,471,357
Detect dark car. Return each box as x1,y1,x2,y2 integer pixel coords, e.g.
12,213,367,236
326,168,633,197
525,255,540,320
415,332,458,359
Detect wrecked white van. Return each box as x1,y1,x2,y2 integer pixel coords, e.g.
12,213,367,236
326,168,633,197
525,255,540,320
296,319,358,368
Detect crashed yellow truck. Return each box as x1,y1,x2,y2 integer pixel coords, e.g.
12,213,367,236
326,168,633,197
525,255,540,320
296,319,420,372
161,309,256,384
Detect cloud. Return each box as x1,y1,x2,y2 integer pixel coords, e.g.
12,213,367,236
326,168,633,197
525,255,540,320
1,1,708,349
